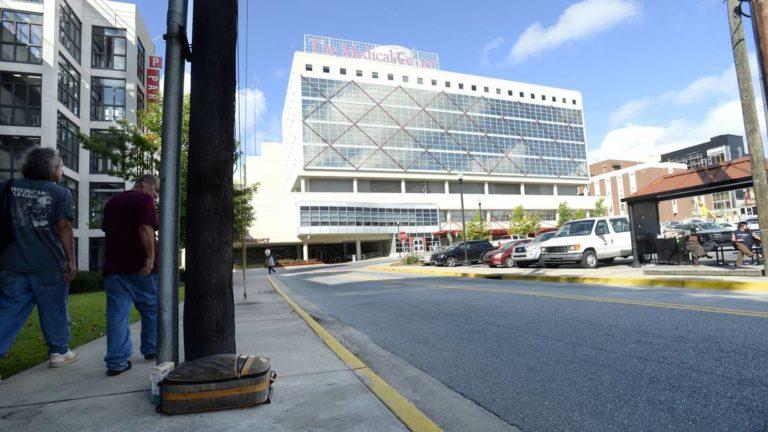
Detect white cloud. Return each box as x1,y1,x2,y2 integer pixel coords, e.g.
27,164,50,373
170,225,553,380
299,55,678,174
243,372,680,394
609,97,651,126
159,70,192,95
591,98,767,162
480,36,505,68
235,87,268,155
510,0,639,63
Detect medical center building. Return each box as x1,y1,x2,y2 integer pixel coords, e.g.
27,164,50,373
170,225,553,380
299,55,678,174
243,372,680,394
247,36,595,261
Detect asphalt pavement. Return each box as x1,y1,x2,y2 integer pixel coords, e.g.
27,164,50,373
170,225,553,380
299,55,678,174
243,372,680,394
274,262,768,432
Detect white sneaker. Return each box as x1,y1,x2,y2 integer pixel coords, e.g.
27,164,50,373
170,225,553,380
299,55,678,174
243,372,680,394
49,350,78,368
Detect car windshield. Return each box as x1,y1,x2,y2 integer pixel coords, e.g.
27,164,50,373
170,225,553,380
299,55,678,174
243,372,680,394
555,220,595,237
532,232,555,243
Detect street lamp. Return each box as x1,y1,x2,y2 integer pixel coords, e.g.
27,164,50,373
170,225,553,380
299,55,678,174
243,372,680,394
458,173,469,266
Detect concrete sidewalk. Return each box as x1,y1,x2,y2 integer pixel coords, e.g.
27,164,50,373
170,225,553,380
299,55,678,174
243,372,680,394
0,274,407,431
370,261,768,292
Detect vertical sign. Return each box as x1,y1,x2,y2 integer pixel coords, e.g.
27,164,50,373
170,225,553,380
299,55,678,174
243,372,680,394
146,56,163,101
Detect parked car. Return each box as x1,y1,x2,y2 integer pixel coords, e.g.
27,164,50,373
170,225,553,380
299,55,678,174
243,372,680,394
482,239,532,268
491,234,525,249
540,216,632,269
431,240,494,267
511,231,557,268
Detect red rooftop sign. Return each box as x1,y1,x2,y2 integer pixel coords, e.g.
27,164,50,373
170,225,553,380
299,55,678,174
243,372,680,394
304,35,440,70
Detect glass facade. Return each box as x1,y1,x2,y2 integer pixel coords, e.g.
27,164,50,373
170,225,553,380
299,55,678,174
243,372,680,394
0,72,42,126
301,77,587,177
0,135,38,180
57,112,79,171
0,10,43,64
91,77,126,121
91,27,126,70
58,54,81,117
300,205,438,227
59,1,81,63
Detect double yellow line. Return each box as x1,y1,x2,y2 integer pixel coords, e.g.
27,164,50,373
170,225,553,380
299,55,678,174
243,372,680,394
266,276,442,432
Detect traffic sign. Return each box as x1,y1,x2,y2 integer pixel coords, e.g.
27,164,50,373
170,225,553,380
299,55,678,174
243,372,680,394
399,231,408,241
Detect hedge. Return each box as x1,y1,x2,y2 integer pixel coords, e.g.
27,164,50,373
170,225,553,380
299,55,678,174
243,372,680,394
69,271,103,294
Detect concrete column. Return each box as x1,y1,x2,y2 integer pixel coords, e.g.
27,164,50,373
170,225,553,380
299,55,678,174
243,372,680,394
520,184,526,195
484,182,489,195
302,241,309,260
401,179,406,193
353,178,358,193
300,178,306,192
355,240,362,261
444,180,450,194
553,184,559,196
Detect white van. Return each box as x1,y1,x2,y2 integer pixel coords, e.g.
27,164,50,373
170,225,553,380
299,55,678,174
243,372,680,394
539,217,632,268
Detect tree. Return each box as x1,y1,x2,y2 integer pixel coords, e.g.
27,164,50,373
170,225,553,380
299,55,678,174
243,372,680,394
508,205,541,237
593,197,608,217
464,214,491,240
233,184,258,241
573,209,588,220
557,202,573,227
184,0,238,360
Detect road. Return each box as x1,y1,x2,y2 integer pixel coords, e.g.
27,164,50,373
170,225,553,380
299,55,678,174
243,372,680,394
273,262,768,432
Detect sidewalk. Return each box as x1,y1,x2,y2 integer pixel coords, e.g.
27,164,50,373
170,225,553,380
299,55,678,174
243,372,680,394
0,273,408,431
370,261,768,293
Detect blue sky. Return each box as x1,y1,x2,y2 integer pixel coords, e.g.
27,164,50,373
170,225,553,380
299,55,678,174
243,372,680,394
135,0,766,160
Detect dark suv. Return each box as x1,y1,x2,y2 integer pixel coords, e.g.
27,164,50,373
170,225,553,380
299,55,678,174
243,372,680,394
431,240,494,267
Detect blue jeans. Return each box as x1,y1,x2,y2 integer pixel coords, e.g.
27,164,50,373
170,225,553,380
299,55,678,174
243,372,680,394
104,273,157,370
0,270,70,356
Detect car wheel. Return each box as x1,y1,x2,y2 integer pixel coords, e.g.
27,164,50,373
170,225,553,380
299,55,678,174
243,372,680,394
446,256,457,267
581,250,598,269
505,257,514,268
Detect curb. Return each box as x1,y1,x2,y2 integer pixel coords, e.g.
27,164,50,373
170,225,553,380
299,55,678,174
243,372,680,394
367,265,768,293
266,276,442,432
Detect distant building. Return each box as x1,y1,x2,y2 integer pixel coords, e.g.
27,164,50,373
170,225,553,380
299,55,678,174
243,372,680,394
587,159,708,221
244,35,595,262
660,135,747,219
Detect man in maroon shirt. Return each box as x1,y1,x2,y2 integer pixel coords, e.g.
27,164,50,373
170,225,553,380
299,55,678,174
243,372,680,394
101,174,159,376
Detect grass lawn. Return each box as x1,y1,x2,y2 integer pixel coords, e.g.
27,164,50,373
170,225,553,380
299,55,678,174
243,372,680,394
0,287,184,379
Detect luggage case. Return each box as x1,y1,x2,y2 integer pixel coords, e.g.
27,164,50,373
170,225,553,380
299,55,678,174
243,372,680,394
159,354,276,415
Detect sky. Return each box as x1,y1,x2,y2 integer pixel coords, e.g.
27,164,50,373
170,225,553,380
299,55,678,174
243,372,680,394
135,0,768,161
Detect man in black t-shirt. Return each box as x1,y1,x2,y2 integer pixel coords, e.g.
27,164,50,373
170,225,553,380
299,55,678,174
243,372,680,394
732,222,761,267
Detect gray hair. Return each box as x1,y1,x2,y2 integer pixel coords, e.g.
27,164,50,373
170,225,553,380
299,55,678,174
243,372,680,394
134,174,159,187
21,146,62,181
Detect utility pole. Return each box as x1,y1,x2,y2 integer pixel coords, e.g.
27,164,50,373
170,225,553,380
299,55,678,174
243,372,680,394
458,173,468,265
727,0,768,276
752,0,768,127
184,0,238,360
157,0,189,365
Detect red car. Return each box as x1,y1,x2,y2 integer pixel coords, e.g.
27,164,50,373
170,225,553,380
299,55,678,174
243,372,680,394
482,239,532,268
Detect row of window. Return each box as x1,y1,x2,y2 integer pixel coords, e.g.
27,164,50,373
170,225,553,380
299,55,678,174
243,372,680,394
302,177,582,195
439,209,559,223
2,6,146,81
299,206,439,227
305,64,579,106
1,70,135,127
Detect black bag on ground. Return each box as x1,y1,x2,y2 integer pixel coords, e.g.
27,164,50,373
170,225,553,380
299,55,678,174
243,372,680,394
0,179,13,254
159,354,276,415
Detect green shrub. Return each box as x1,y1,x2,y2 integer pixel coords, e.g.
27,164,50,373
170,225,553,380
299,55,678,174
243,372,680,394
403,254,420,266
69,271,103,294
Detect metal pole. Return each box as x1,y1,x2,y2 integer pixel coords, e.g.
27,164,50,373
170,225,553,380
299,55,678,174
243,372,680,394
241,159,247,299
158,0,189,365
459,176,468,265
728,0,768,276
752,0,768,127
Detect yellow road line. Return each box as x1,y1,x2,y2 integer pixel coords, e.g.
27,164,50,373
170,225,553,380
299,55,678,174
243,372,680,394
266,276,442,432
367,265,768,293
